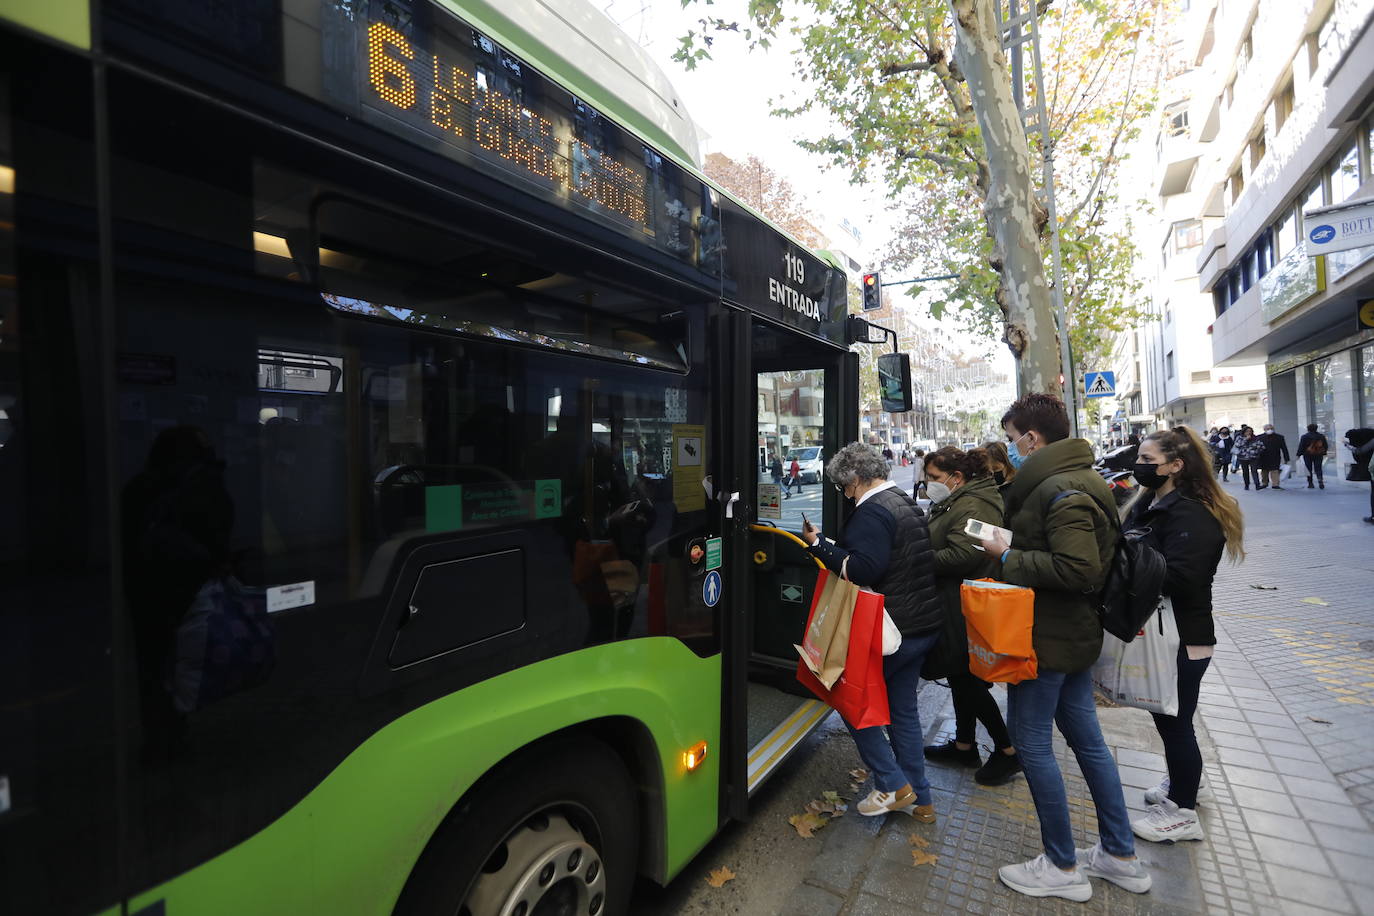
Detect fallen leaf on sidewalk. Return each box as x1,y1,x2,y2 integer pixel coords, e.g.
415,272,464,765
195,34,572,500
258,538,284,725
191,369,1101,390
1249,584,1279,590
909,834,930,849
1308,716,1333,724
849,768,869,782
1301,597,1330,606
822,790,844,805
788,812,829,838
705,866,736,887
911,849,939,867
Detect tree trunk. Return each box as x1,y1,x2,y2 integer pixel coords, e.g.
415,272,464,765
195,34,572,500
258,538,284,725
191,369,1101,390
947,0,1062,399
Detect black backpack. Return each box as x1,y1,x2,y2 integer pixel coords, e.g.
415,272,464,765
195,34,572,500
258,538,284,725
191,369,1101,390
1049,489,1167,643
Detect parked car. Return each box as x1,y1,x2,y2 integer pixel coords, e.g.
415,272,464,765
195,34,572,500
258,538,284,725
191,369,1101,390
785,446,824,483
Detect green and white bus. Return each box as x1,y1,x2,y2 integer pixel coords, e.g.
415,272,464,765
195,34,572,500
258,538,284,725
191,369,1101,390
0,1,903,913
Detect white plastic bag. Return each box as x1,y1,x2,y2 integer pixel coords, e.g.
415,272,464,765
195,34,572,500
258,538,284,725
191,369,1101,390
1092,597,1180,716
843,556,901,656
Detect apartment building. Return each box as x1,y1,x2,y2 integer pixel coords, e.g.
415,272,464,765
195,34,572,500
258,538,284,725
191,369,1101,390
1118,0,1275,440
1191,0,1374,471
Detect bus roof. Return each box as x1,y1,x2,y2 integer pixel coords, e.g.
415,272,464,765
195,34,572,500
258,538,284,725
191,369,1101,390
450,0,702,167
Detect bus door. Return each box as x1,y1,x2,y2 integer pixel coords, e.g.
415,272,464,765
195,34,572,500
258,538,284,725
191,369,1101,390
717,311,857,820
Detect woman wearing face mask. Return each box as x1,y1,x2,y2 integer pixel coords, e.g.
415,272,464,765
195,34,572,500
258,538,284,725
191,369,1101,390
1124,427,1245,843
920,447,1021,785
801,443,945,820
982,440,1017,486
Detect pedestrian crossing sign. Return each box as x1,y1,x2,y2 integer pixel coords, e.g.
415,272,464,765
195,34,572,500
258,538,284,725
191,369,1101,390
1083,371,1116,398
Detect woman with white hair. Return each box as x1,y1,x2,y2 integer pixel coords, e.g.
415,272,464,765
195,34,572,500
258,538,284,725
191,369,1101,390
801,442,945,821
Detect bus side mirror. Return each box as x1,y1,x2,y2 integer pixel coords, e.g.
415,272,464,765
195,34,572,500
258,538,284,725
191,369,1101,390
877,353,913,413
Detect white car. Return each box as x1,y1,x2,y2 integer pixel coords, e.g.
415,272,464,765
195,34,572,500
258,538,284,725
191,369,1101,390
785,446,824,484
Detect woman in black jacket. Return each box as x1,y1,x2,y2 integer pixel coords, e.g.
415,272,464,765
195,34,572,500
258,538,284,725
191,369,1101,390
802,442,944,821
1124,426,1245,843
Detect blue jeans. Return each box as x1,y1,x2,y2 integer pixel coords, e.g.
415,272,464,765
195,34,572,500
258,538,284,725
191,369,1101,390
1007,668,1135,868
843,630,941,805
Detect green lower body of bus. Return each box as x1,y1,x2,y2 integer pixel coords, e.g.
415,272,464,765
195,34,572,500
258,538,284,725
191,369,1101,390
127,637,721,914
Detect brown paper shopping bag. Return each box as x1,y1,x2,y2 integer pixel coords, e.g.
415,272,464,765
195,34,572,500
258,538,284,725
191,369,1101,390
794,568,859,689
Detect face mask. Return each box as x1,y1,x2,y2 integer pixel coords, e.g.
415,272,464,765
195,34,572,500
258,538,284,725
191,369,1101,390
1007,432,1030,469
1264,427,1274,434
1132,462,1170,490
925,481,952,504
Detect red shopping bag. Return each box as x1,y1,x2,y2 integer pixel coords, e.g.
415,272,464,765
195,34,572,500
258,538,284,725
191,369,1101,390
796,571,890,728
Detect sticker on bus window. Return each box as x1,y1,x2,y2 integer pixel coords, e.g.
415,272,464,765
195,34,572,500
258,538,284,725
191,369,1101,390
0,775,10,815
267,581,316,613
672,425,706,512
758,483,782,520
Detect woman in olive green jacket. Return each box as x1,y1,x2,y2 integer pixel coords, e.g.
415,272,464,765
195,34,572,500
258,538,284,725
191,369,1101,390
920,447,1021,786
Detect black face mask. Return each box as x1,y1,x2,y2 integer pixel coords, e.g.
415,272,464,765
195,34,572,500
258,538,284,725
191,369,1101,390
1132,462,1170,490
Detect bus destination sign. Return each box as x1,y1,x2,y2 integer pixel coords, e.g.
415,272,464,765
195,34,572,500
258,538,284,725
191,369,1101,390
320,0,709,273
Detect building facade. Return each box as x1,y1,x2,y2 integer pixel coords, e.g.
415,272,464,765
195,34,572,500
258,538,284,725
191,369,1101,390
1191,0,1374,477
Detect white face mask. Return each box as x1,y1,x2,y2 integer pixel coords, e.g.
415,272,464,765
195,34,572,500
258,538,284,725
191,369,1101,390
925,481,952,504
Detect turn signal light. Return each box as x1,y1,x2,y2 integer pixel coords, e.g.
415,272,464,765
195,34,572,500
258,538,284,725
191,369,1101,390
683,741,708,771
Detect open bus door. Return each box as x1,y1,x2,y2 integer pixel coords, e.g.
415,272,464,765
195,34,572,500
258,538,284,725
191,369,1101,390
715,309,858,822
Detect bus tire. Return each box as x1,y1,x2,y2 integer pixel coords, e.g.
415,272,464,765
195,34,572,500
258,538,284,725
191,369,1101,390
394,736,639,916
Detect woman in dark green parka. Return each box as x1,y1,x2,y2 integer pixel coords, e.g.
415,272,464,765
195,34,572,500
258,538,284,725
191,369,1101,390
920,447,1021,786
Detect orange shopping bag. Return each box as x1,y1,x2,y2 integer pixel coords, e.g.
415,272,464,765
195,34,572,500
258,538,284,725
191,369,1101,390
796,569,890,728
960,578,1037,684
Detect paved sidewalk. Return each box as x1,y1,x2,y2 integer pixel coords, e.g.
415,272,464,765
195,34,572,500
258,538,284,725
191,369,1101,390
780,476,1374,915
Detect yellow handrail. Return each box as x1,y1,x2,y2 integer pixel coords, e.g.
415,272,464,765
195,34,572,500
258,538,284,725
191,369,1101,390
749,524,825,569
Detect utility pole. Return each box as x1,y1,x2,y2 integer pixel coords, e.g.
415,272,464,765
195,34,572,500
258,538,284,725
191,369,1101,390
997,0,1078,435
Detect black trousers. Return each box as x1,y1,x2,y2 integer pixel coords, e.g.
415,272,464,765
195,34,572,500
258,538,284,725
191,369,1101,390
1239,461,1259,487
1151,646,1211,810
1302,454,1324,483
950,672,1013,750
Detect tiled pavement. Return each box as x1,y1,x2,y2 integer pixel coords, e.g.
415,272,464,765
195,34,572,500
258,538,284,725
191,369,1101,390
788,476,1374,915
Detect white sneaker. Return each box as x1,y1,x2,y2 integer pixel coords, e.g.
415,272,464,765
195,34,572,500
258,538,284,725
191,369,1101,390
1143,776,1170,806
998,853,1093,902
1143,775,1207,807
856,785,916,816
1132,798,1204,843
1076,843,1152,893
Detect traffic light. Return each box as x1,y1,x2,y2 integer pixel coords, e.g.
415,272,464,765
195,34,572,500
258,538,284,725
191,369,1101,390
862,272,881,311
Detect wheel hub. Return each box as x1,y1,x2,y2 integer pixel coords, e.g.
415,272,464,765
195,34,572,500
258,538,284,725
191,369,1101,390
465,812,607,916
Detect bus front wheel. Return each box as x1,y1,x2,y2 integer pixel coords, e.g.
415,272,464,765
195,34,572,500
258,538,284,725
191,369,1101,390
395,736,639,916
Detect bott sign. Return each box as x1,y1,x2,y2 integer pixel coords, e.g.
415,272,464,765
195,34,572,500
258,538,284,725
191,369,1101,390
1304,197,1374,256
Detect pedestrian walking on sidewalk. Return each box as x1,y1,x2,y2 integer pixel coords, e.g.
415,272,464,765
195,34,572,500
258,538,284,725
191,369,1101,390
801,443,945,822
976,394,1149,902
919,446,1021,785
1124,427,1245,844
1256,423,1290,490
1297,424,1329,489
1233,426,1258,488
784,457,803,498
1344,428,1374,523
770,454,784,491
1209,427,1234,481
910,448,927,498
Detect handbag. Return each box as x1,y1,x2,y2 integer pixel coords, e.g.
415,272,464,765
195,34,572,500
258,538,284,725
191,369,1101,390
169,576,275,713
794,567,858,689
1348,460,1372,482
841,555,901,656
1092,597,1181,715
796,580,890,728
960,578,1037,684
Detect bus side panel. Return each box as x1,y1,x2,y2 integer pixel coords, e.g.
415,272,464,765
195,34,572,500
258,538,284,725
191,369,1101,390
0,0,89,49
125,637,721,915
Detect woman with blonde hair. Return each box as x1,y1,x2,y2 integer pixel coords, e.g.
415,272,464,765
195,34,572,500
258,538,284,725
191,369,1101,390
1124,426,1244,844
982,440,1017,485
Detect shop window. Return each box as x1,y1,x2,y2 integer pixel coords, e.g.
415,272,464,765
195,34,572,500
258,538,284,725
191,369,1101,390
1300,181,1325,230
1275,206,1297,258
1361,345,1374,427
1306,359,1335,435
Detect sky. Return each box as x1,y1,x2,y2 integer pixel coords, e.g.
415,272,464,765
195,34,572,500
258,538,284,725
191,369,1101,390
597,1,1014,372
